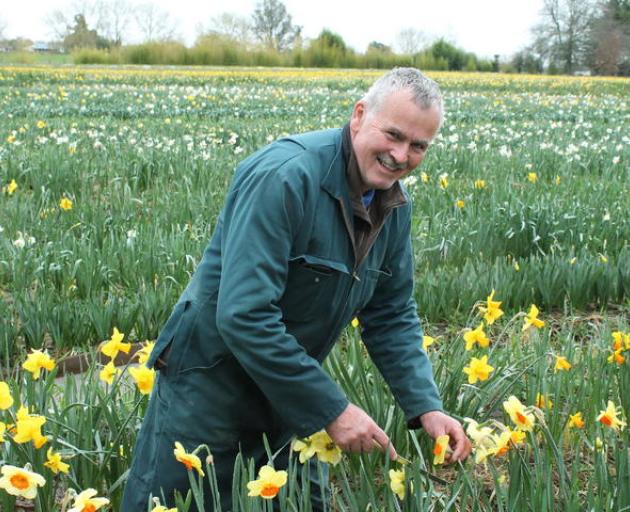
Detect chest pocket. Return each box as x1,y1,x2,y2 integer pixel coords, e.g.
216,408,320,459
280,254,350,322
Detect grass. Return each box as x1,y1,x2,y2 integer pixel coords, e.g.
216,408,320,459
0,65,628,510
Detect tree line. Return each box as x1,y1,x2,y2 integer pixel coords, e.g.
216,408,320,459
0,0,628,75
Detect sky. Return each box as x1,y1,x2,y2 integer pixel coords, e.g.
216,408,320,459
1,0,545,58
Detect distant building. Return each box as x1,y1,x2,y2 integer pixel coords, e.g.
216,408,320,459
31,41,52,52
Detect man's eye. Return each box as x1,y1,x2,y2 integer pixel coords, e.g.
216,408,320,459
386,131,400,140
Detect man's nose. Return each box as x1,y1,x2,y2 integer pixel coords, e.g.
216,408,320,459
390,143,409,164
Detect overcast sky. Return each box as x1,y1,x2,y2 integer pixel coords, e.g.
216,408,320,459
2,0,545,58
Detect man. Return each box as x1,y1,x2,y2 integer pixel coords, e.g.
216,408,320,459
122,67,471,511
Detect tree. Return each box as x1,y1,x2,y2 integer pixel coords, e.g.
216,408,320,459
251,0,299,51
134,3,179,42
587,0,630,74
531,0,596,73
304,29,351,67
202,12,253,45
92,0,133,46
63,14,110,49
395,28,427,55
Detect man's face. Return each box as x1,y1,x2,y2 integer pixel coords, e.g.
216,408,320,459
349,89,441,193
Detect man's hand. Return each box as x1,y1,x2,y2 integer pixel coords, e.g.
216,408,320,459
326,403,397,460
420,410,472,463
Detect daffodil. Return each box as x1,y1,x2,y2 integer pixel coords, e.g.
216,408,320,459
0,381,14,410
478,290,504,325
99,361,119,385
568,412,585,429
6,179,17,195
388,468,408,500
463,355,494,384
527,172,537,183
174,441,204,476
68,488,109,512
491,430,513,457
59,197,73,211
36,120,46,129
351,317,359,328
474,179,486,189
535,393,553,409
247,465,287,499
422,335,436,350
554,355,572,372
433,434,449,464
522,304,545,331
420,171,429,183
136,341,155,365
438,173,448,189
0,422,5,443
608,349,625,365
22,349,56,380
597,400,626,431
44,447,70,474
13,405,48,448
503,396,535,432
292,431,341,465
456,199,465,209
129,365,155,395
0,464,46,499
100,327,131,360
463,322,490,350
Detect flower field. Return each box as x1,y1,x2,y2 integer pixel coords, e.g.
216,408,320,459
0,66,629,511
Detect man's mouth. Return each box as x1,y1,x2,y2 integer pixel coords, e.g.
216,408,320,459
377,155,406,172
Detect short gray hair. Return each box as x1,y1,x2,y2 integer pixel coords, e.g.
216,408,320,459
363,67,444,125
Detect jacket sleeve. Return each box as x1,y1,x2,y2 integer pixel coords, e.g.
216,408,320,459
358,207,443,427
215,155,349,438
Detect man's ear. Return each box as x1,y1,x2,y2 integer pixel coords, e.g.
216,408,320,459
350,100,366,135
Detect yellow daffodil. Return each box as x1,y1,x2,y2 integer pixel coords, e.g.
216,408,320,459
6,179,17,195
491,430,513,457
292,437,318,463
0,381,14,410
527,172,537,183
568,412,585,429
0,422,5,443
554,175,561,185
44,447,70,474
422,335,436,350
174,441,204,476
129,365,155,395
247,465,287,499
474,179,486,189
438,173,448,189
136,341,155,365
22,349,56,380
292,431,342,465
608,349,625,365
59,197,73,211
0,464,46,499
433,434,450,464
13,406,48,448
100,327,131,360
463,355,494,384
420,171,429,183
522,304,545,331
503,396,535,432
597,400,626,431
388,468,407,500
151,502,177,512
535,393,553,410
36,120,46,129
478,289,504,325
6,135,16,144
463,322,490,351
99,361,119,385
68,488,110,512
456,199,465,209
554,355,572,372
351,317,359,328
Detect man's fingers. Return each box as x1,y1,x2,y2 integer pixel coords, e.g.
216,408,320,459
372,429,397,461
448,430,471,462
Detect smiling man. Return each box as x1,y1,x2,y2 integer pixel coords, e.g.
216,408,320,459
122,67,471,511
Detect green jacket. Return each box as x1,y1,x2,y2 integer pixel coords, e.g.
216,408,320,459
146,127,442,439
